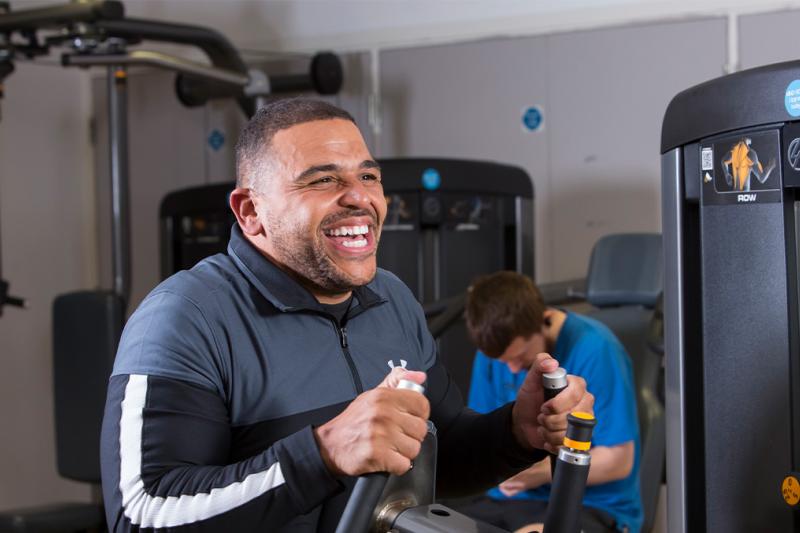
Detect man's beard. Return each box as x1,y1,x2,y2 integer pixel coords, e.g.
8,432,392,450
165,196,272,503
266,211,378,294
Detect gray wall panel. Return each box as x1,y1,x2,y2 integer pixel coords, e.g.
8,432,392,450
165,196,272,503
546,18,727,280
380,20,726,283
379,37,550,279
740,10,800,70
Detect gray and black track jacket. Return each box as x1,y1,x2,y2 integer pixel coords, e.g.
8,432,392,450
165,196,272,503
100,225,545,532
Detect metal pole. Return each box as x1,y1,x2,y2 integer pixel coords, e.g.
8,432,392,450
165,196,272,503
108,64,130,308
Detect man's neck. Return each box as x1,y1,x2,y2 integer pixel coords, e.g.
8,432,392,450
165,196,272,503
316,291,353,305
544,308,567,351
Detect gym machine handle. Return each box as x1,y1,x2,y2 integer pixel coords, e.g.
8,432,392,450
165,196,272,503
543,367,568,476
335,378,425,533
0,278,25,316
543,366,568,400
93,17,253,116
174,51,344,114
542,412,597,533
95,18,246,74
0,0,123,33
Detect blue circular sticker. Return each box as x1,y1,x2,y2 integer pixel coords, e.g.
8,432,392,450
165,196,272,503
786,80,800,117
522,106,544,132
422,168,441,190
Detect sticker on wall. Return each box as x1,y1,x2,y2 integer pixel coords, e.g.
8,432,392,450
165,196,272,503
421,168,441,191
521,106,544,133
208,129,226,151
787,81,800,117
700,129,782,205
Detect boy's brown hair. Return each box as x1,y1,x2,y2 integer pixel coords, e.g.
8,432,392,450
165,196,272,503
464,271,546,358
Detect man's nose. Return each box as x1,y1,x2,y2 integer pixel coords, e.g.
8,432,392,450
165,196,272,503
339,179,372,208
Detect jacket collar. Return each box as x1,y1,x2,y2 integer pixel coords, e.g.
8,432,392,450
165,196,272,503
227,224,385,313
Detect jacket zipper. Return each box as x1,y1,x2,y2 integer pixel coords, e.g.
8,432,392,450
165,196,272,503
333,320,364,394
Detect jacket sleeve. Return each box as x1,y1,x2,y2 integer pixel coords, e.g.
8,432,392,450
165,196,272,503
101,373,342,532
427,358,547,498
399,284,546,498
100,289,342,531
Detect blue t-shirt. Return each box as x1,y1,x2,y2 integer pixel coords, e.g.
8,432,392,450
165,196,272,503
467,313,643,533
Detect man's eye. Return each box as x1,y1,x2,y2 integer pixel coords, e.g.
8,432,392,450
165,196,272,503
310,176,335,185
361,173,380,182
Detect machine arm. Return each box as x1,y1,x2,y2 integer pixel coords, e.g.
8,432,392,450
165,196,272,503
0,0,122,33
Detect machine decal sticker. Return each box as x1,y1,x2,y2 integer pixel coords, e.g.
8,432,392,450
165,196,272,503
421,168,441,191
788,138,800,171
786,80,800,117
521,105,544,132
700,129,782,205
782,475,800,507
721,138,775,192
384,193,415,231
701,147,714,171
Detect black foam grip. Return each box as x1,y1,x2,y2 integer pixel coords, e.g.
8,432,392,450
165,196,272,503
544,384,567,402
545,383,568,476
335,472,389,533
542,457,591,533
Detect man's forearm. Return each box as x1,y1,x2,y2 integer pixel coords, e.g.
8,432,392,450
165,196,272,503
586,442,635,485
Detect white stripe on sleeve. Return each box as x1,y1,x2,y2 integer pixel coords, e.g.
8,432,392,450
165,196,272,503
118,374,286,528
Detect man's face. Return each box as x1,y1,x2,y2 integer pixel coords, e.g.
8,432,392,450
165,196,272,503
252,119,387,295
497,332,546,373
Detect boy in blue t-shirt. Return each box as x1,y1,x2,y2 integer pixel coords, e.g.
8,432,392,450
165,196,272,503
456,271,642,533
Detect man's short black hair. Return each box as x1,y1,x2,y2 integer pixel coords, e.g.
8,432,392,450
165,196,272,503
235,98,355,188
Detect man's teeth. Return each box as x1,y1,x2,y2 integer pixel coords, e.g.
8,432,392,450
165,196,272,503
326,225,369,237
342,238,368,248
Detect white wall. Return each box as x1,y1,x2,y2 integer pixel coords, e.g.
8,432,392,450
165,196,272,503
0,63,95,509
122,0,800,53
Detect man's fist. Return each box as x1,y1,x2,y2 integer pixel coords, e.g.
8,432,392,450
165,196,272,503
314,367,430,476
512,353,594,452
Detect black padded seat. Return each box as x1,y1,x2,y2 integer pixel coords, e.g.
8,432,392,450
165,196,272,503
0,291,121,532
583,233,664,533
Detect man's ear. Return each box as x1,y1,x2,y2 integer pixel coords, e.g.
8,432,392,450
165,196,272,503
542,309,554,329
229,187,263,236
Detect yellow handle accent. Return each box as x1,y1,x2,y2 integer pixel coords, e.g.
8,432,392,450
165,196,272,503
571,411,595,421
563,437,591,451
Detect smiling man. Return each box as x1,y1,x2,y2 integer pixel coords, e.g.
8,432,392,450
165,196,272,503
99,99,593,532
